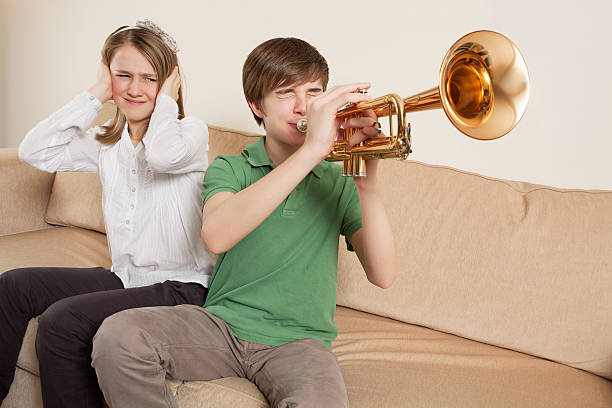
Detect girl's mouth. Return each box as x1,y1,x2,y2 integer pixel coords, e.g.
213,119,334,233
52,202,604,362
125,98,146,105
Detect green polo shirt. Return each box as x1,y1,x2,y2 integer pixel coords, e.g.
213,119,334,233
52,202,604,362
201,137,362,349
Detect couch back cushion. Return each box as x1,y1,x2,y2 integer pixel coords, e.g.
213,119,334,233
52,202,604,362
0,148,55,236
45,172,106,232
44,120,260,234
336,159,612,379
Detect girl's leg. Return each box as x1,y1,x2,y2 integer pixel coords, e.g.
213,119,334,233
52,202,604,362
36,280,207,408
0,267,122,403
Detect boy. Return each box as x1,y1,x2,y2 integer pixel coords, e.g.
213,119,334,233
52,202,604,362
92,37,398,407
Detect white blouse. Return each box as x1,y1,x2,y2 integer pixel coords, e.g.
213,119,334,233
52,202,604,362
19,91,215,288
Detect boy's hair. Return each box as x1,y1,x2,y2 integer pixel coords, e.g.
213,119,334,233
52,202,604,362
242,38,329,126
96,25,184,145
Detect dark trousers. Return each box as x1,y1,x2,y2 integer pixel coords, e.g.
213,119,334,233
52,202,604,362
0,266,208,408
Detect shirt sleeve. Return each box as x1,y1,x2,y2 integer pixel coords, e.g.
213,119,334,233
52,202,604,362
340,178,363,252
18,92,102,173
201,156,244,205
142,94,209,174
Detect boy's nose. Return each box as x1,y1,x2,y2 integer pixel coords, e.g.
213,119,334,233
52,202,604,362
294,94,307,115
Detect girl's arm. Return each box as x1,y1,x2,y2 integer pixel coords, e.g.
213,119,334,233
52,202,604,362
18,92,103,173
18,62,112,173
142,67,209,174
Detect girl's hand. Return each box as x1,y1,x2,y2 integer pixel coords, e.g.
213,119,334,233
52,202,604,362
160,66,181,101
87,62,112,103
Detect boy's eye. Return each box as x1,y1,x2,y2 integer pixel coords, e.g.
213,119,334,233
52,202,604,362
116,74,130,78
145,78,157,83
276,88,294,97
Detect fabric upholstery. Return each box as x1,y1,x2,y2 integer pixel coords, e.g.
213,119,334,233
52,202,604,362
173,378,268,408
1,367,43,408
44,172,105,233
333,306,612,407
208,124,260,160
0,227,110,273
337,159,612,379
0,148,54,236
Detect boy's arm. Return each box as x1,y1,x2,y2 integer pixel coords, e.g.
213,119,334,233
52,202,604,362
201,83,372,254
343,112,398,289
202,148,321,254
349,159,398,289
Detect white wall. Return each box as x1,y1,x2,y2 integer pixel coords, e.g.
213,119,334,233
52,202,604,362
0,1,7,147
2,0,611,189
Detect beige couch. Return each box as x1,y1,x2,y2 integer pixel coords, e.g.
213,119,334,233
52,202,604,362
1,122,611,407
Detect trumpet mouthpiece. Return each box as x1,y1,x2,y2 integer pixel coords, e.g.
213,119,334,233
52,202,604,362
296,119,308,132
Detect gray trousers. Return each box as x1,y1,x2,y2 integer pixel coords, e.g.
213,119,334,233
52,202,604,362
91,304,348,408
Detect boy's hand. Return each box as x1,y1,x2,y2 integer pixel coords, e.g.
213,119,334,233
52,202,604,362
88,61,113,103
341,109,380,149
161,66,181,101
301,83,371,162
342,108,382,186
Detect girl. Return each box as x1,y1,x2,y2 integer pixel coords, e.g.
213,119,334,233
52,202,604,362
0,20,213,408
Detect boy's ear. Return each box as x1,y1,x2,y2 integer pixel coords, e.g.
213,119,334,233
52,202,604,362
248,100,264,119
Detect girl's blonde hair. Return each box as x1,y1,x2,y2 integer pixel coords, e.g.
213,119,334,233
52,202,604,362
96,25,184,145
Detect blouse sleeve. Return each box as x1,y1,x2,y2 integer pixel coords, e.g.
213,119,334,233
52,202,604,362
141,93,209,174
18,92,102,173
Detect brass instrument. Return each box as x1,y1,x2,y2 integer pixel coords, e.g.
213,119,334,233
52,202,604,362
297,30,530,176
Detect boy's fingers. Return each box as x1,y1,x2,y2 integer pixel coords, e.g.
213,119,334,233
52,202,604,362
342,116,379,130
315,83,371,107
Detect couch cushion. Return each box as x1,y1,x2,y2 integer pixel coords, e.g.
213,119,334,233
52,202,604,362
337,159,612,379
2,365,43,408
173,378,268,408
333,306,612,407
208,124,260,159
0,226,110,274
45,171,106,233
0,148,55,236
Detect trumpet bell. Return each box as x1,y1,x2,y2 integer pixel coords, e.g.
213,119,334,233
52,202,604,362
439,30,530,140
294,30,530,176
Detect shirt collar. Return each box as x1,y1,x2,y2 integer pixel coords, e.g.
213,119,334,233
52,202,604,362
121,124,143,154
244,137,324,178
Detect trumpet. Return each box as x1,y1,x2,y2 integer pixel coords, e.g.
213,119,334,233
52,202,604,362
298,30,530,177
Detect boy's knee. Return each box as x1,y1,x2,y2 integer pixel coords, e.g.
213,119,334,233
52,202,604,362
277,385,348,408
92,310,155,370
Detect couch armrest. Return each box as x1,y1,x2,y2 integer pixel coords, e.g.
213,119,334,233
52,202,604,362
0,148,55,236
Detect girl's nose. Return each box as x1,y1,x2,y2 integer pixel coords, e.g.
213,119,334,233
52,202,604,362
127,79,142,96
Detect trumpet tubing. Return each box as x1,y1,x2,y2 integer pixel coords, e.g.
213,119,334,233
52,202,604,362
298,30,530,177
